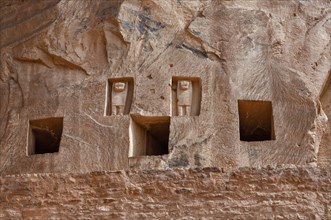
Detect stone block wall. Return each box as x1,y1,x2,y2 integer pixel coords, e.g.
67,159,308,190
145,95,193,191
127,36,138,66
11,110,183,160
1,166,330,219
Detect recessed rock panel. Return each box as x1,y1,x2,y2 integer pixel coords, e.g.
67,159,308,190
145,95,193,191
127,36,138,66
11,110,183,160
105,78,134,116
172,77,201,116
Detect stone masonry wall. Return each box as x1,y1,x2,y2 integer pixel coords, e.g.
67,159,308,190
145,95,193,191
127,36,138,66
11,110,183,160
1,165,330,219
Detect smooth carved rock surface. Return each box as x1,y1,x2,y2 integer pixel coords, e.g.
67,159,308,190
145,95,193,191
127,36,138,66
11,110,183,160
1,166,331,219
0,0,330,174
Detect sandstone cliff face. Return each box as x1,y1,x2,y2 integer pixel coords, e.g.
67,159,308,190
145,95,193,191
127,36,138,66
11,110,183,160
318,72,331,166
0,0,330,174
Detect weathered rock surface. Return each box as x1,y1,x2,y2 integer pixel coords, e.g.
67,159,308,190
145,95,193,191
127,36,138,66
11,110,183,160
0,0,330,174
318,72,331,166
1,166,331,219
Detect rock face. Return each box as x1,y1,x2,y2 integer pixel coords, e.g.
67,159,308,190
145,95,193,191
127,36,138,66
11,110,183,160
1,166,331,219
0,0,330,174
318,72,331,166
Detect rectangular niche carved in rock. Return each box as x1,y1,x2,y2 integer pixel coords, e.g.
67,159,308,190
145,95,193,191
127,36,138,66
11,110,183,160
238,100,275,142
172,77,201,116
28,117,64,155
105,77,134,116
129,115,170,157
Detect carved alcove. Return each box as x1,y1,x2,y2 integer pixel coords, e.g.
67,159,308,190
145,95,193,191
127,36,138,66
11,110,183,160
105,77,134,116
238,100,275,142
28,117,64,155
172,77,201,116
129,115,170,157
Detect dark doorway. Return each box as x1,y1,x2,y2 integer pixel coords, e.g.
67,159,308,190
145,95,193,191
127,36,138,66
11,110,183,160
238,100,275,142
28,117,63,155
129,115,170,157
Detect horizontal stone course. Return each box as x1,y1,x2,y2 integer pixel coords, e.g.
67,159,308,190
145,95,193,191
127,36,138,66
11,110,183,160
1,165,330,219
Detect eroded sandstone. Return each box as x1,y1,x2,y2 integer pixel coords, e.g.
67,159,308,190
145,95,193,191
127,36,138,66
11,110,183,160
0,0,330,175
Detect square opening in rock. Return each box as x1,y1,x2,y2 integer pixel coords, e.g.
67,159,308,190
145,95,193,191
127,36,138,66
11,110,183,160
129,115,170,157
238,100,275,142
28,117,63,155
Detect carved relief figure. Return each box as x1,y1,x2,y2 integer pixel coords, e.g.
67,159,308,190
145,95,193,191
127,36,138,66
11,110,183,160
177,80,192,116
111,82,128,115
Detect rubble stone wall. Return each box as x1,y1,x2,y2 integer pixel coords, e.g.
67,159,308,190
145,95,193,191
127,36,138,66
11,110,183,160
1,166,331,219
